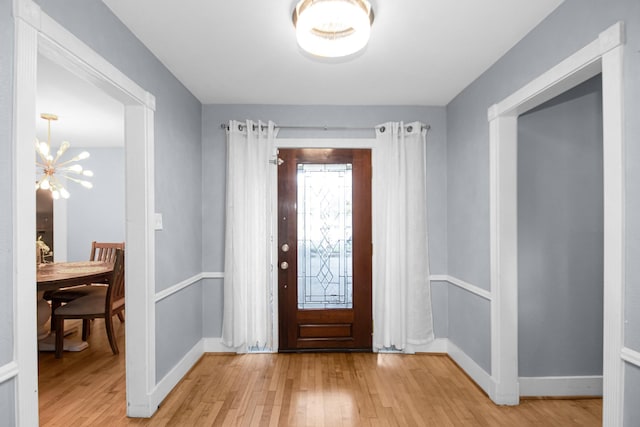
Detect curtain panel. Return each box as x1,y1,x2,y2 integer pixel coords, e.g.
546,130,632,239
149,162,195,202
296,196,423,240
222,120,277,352
372,121,434,352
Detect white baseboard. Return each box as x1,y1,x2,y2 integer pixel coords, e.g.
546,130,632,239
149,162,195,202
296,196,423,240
410,338,449,353
203,337,234,353
149,339,205,412
447,340,494,398
519,376,603,397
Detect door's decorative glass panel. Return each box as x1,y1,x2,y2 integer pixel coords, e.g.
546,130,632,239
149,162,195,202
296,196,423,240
297,163,352,309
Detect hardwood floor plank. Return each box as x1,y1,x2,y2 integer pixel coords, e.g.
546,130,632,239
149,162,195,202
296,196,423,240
39,324,602,426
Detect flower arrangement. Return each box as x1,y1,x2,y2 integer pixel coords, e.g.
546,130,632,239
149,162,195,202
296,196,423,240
36,235,51,265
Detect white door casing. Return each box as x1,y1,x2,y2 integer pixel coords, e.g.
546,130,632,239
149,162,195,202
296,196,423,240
488,21,625,427
13,0,157,423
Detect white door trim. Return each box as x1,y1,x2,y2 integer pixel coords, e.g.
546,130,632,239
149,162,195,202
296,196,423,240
487,21,625,426
271,138,376,351
13,0,157,423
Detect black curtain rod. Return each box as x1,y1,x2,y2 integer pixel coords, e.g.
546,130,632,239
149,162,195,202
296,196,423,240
219,123,431,132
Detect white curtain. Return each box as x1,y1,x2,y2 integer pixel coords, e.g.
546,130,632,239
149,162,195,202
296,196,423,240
373,121,434,352
222,120,278,352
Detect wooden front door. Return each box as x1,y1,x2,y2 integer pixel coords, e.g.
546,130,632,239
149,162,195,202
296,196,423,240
278,148,372,351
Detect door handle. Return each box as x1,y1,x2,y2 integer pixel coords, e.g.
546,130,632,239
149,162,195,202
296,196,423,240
280,261,289,270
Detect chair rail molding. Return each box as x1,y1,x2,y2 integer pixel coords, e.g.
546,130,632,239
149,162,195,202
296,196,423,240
0,361,19,385
621,347,640,368
429,275,492,301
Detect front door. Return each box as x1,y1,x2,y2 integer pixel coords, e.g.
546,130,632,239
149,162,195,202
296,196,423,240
278,148,372,351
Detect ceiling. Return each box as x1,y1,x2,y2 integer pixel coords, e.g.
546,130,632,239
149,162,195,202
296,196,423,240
102,0,564,106
35,0,564,147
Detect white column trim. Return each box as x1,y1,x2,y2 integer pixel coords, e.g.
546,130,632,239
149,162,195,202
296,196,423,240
600,32,626,427
430,275,492,301
124,105,156,417
487,21,625,427
13,14,40,427
488,113,519,405
621,347,640,368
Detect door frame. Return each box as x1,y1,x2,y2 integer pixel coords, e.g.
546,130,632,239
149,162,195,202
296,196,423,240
488,21,625,426
271,138,376,351
277,148,373,351
13,1,157,423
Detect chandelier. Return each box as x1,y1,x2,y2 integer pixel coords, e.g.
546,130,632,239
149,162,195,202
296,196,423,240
292,0,374,58
35,113,93,199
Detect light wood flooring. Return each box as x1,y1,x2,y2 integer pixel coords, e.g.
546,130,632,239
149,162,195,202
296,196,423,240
39,321,602,426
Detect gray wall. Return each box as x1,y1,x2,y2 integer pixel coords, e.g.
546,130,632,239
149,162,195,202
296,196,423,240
517,76,603,377
625,363,640,426
156,283,203,379
201,104,449,338
0,0,14,372
66,147,125,262
446,0,640,388
0,379,15,427
34,0,204,384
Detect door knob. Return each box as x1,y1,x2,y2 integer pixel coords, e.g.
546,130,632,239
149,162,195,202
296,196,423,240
281,243,290,252
280,261,289,270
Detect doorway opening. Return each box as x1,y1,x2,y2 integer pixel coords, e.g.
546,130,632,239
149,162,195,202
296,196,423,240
14,4,157,422
517,75,604,396
488,20,624,424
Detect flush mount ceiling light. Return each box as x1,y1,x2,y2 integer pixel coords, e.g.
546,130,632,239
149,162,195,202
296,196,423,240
292,0,374,58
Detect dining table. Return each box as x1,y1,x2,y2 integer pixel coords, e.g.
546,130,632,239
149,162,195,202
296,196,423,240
37,260,113,292
36,261,114,352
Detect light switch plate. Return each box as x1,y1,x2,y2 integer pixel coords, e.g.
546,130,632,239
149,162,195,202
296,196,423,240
154,213,163,230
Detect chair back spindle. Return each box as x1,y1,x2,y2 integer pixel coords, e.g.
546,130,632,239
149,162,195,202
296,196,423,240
91,241,125,263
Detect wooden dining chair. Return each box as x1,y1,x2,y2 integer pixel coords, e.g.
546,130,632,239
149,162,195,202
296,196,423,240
54,248,125,358
45,241,125,330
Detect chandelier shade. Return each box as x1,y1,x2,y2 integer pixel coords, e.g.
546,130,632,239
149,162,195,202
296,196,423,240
35,113,93,200
292,0,374,58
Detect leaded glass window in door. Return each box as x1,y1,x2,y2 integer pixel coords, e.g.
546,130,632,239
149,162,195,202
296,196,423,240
297,163,353,309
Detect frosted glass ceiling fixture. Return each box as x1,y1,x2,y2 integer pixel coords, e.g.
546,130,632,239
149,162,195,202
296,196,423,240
35,113,93,199
292,0,374,58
